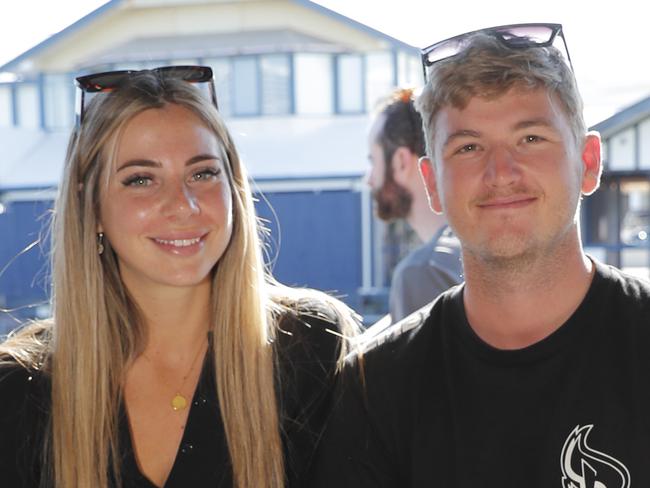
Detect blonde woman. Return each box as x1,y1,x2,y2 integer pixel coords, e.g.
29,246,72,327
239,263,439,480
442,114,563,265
0,66,359,488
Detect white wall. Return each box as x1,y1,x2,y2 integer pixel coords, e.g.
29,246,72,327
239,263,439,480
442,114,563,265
639,117,650,170
609,127,636,171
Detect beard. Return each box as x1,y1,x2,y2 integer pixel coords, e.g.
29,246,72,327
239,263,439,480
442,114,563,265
373,177,413,221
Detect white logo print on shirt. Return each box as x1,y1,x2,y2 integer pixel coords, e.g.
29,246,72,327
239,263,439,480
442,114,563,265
560,424,630,488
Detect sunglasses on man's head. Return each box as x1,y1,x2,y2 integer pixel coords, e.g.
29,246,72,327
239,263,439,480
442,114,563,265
421,23,572,80
74,65,218,125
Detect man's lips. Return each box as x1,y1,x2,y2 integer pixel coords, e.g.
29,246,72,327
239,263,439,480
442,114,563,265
476,195,538,209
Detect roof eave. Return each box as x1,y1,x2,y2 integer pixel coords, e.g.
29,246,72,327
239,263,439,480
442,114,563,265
0,0,122,73
590,95,650,137
290,0,419,54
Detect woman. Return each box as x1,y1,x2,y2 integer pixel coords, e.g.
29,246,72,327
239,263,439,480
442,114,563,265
0,66,359,488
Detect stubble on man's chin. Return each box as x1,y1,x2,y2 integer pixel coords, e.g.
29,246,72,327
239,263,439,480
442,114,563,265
462,225,576,290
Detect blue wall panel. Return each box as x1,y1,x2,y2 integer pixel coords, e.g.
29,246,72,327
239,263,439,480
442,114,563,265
255,189,363,310
0,189,364,332
0,199,52,331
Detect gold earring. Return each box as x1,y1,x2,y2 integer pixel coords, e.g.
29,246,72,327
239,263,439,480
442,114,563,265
97,232,105,255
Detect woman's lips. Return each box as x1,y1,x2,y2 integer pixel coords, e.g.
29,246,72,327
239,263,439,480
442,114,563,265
150,234,207,255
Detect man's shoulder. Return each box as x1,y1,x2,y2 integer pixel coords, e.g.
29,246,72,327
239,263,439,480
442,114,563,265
394,228,462,278
594,259,650,297
393,243,433,275
594,260,650,315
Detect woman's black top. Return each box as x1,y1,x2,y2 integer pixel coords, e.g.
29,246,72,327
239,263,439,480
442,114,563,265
0,310,343,487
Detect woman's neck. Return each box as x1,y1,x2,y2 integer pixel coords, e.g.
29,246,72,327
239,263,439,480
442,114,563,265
127,279,212,358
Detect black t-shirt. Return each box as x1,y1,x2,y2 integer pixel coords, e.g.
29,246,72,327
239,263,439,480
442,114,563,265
309,261,650,487
0,310,343,487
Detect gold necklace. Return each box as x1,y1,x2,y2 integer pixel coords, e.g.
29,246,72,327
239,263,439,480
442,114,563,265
143,341,207,412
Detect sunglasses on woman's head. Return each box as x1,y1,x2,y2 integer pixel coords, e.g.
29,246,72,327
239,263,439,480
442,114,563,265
74,65,218,125
421,23,573,80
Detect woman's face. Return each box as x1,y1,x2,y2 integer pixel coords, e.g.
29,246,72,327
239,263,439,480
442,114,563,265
98,103,233,295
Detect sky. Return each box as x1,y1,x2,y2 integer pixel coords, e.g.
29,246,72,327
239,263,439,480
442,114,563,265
0,0,648,126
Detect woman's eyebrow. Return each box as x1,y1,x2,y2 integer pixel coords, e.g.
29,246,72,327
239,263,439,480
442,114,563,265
115,154,220,173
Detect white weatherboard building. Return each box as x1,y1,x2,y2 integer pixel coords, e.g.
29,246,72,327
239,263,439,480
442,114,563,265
1,1,648,332
0,0,423,330
586,95,650,278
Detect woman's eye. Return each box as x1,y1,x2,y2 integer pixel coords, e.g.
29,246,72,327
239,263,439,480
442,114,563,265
192,168,220,181
122,175,152,187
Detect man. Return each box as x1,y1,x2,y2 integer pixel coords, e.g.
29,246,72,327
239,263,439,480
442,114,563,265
367,88,462,323
309,24,650,487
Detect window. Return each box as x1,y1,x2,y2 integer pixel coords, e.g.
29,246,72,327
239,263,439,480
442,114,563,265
336,54,364,113
609,128,636,171
260,54,291,115
232,57,259,116
0,85,12,127
169,59,200,66
365,52,394,111
294,54,333,115
639,117,650,170
15,83,40,129
397,51,423,87
43,74,74,129
110,61,163,71
207,58,232,116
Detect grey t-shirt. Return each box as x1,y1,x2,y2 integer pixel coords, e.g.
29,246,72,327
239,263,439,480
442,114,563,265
389,226,462,322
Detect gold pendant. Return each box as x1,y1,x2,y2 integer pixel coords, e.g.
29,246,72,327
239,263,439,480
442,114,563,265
171,394,188,411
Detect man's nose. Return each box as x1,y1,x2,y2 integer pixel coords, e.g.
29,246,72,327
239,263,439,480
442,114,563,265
483,146,522,187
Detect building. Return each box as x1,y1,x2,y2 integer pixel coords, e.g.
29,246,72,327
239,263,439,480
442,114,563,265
585,95,650,280
0,0,423,332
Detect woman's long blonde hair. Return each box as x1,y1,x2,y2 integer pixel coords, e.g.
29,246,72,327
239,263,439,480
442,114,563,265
0,72,357,487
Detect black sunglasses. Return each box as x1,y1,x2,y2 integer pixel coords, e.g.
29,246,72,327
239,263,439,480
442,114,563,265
74,65,218,125
421,23,572,80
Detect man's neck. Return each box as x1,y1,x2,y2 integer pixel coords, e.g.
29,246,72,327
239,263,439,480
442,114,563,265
461,238,594,350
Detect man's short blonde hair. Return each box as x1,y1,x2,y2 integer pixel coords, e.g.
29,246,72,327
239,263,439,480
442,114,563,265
415,32,585,159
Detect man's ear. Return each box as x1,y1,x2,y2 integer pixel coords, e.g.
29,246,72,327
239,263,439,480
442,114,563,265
419,156,443,214
391,146,415,184
581,132,602,196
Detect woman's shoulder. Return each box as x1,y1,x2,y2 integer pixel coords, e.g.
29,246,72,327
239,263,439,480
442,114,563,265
274,294,359,368
270,293,361,484
0,322,52,435
0,361,49,486
0,360,50,417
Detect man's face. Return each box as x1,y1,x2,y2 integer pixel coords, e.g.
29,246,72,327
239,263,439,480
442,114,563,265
421,86,601,264
366,116,412,221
